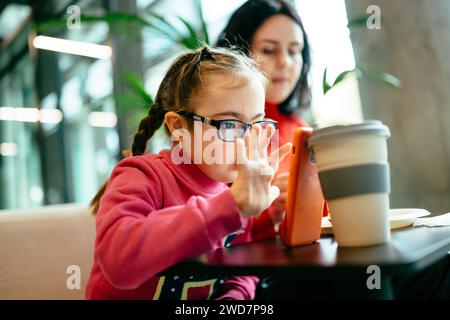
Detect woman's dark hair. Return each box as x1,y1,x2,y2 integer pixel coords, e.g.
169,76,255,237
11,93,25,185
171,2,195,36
216,0,311,115
90,46,266,215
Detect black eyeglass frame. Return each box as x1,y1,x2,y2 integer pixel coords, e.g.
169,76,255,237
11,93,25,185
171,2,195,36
177,111,278,142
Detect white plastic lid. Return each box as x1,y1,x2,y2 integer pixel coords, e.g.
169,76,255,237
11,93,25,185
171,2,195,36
308,120,391,148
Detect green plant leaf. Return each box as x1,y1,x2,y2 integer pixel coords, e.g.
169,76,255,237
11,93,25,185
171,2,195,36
322,67,332,95
123,72,154,106
36,7,211,50
146,13,205,50
332,69,358,88
83,12,152,27
36,12,182,45
145,12,185,43
323,66,401,95
36,12,153,33
356,67,401,88
177,16,201,49
195,0,209,45
347,15,368,29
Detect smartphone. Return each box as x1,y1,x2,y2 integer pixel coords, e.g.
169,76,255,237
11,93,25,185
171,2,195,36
280,127,325,247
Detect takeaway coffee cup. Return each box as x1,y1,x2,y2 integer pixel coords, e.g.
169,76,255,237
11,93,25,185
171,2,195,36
308,121,391,247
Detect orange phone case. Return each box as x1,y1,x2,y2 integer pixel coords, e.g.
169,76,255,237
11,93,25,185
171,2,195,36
281,127,324,247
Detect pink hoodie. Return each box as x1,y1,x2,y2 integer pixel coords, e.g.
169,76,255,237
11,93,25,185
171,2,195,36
85,149,276,300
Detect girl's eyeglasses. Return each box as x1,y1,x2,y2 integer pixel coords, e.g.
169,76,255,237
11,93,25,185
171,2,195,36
178,111,278,142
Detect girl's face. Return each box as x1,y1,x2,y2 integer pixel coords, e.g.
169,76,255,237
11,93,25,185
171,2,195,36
251,14,304,105
187,72,266,184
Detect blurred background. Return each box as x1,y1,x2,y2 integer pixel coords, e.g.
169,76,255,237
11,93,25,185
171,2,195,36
0,0,449,215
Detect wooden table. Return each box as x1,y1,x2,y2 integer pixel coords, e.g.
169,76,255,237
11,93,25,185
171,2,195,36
165,226,450,299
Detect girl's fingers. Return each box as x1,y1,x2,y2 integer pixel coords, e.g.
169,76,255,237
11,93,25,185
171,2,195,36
258,127,267,159
259,123,272,148
259,124,275,158
235,137,247,165
244,133,251,160
249,123,261,160
269,142,293,171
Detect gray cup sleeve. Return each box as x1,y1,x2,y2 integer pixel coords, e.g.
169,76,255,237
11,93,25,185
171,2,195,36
318,163,390,200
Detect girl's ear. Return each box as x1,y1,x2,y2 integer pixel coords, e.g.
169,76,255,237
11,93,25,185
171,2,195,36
164,111,187,134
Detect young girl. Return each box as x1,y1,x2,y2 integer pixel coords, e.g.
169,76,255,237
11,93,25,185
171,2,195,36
85,46,291,300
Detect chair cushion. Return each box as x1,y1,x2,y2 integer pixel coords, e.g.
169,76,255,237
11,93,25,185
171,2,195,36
0,204,95,299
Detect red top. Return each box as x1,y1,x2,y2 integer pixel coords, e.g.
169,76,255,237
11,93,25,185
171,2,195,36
85,150,276,300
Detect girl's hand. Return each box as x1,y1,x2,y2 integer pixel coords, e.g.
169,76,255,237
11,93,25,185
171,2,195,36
268,172,289,226
230,124,292,218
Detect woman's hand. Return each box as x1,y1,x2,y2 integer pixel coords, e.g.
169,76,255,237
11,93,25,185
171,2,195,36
268,172,289,226
230,124,292,218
